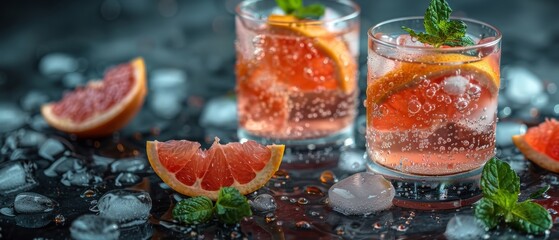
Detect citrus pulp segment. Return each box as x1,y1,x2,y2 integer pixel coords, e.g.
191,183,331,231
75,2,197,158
513,119,559,173
146,138,285,200
41,57,147,137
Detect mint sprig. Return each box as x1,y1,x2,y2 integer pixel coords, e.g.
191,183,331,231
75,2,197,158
402,0,475,47
475,158,552,234
172,187,252,225
275,0,325,20
216,187,252,224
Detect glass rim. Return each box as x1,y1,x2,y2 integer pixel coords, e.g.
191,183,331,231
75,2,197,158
368,16,502,52
235,0,361,26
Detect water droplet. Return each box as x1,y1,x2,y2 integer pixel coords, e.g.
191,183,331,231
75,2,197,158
320,170,337,184
297,197,309,205
280,196,289,201
54,214,66,225
373,222,382,229
335,226,345,235
305,186,324,195
273,169,289,179
455,97,470,111
396,224,408,232
81,190,97,198
265,213,276,223
295,221,311,229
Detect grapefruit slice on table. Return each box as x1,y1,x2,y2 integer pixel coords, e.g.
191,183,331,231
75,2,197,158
41,57,147,137
146,138,285,200
365,54,500,130
513,118,559,172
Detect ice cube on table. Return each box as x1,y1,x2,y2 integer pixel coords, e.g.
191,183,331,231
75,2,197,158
14,192,58,214
0,161,37,195
110,158,147,173
338,150,367,172
61,169,102,187
39,53,78,77
70,214,119,240
115,172,141,187
38,138,66,161
496,122,527,146
13,129,47,148
249,194,277,213
20,91,49,112
199,96,237,129
98,189,152,227
504,66,544,105
150,68,188,93
0,104,28,133
444,215,486,240
328,172,395,215
149,92,182,120
44,156,84,177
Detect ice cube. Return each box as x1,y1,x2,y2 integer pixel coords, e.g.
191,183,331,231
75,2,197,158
14,129,47,148
443,75,469,95
119,223,153,240
38,138,66,161
14,192,58,214
504,67,544,105
0,207,15,217
249,194,277,213
44,156,84,177
70,214,120,240
110,158,147,173
115,172,141,187
0,104,28,133
98,189,152,227
496,122,527,146
150,68,188,93
199,96,237,129
149,92,182,119
61,169,102,187
328,172,395,215
39,53,78,77
15,212,52,228
0,161,38,195
444,215,486,240
62,72,86,88
29,115,49,131
20,91,49,112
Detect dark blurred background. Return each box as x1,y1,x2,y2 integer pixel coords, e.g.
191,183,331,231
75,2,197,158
0,0,558,117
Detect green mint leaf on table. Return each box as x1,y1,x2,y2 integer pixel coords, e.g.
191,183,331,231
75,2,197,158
475,158,553,234
173,196,214,225
529,185,550,200
402,0,474,47
275,0,325,19
215,187,252,224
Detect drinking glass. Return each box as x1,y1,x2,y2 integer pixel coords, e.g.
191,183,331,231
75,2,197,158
235,0,360,147
366,17,501,209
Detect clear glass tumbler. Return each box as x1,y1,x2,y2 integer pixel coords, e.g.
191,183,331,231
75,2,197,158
235,0,360,147
366,17,501,209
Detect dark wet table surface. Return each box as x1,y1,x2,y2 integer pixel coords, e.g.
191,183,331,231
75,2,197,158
1,0,559,239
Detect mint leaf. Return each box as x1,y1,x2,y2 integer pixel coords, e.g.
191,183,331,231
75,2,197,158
215,187,252,224
475,198,502,229
173,196,214,225
275,0,302,14
294,4,325,20
275,0,325,19
480,158,520,208
529,185,550,200
509,201,553,234
401,0,474,47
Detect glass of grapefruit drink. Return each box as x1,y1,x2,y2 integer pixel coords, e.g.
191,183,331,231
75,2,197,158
235,0,360,147
365,17,501,209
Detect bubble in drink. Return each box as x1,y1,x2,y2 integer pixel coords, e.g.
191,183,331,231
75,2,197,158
98,189,152,227
70,214,120,240
328,172,394,215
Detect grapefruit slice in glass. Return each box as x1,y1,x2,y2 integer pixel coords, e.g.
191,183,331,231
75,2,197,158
366,54,500,130
41,57,147,137
146,138,285,200
513,118,559,172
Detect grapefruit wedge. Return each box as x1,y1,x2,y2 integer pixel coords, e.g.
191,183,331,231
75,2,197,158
513,118,559,172
146,138,285,200
41,57,147,137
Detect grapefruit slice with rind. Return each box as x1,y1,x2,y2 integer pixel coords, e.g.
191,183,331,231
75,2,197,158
263,14,357,93
513,118,559,173
146,138,285,200
366,53,500,130
41,57,147,137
